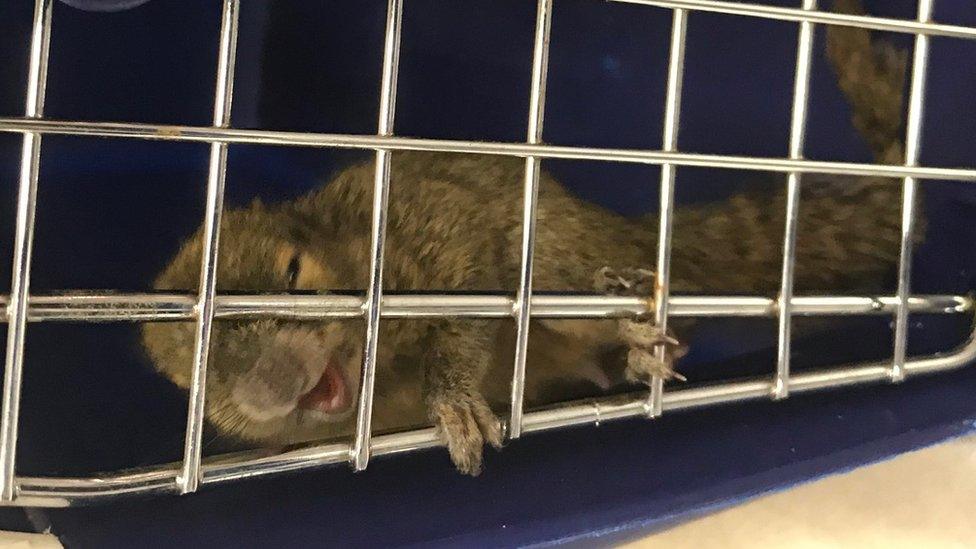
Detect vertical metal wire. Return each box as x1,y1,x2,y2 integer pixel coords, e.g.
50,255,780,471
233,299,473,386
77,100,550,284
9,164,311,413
892,0,934,383
178,0,240,495
0,0,53,503
352,0,404,471
647,8,688,418
509,0,554,439
773,0,817,400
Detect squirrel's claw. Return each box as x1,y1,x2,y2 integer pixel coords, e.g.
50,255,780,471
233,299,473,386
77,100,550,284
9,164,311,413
593,266,656,296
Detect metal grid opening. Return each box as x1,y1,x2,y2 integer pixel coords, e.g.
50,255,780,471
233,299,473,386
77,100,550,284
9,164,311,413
0,0,974,507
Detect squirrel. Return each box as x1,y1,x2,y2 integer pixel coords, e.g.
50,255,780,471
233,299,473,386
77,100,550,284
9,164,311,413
142,0,913,475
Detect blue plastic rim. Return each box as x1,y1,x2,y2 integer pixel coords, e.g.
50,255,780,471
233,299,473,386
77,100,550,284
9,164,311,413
58,0,152,13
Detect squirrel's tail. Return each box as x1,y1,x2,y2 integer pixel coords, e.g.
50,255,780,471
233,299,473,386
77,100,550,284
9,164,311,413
826,0,908,165
663,0,912,294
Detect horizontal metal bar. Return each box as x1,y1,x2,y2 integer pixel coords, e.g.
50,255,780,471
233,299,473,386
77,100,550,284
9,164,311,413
0,118,973,182
609,0,976,40
0,293,967,322
203,443,349,485
8,320,976,507
12,468,177,507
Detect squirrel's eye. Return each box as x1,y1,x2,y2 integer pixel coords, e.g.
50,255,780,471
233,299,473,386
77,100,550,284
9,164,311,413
286,253,302,289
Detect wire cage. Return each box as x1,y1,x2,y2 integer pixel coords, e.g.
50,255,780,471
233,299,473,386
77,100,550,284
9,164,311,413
0,0,974,535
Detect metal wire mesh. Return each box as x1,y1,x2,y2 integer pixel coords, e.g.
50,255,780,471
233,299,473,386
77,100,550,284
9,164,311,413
0,0,974,507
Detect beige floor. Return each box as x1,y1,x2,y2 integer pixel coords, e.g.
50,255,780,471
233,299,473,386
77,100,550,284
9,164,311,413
624,435,976,548
0,531,61,549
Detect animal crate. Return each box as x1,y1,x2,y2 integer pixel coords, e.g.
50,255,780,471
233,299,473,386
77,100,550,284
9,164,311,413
0,0,974,545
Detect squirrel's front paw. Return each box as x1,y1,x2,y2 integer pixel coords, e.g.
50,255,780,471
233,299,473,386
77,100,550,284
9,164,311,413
594,265,688,384
428,391,503,476
619,319,688,384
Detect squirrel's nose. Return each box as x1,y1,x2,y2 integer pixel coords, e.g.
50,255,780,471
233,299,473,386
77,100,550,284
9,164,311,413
230,350,314,422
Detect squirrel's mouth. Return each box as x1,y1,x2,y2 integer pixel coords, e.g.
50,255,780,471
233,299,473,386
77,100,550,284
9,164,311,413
297,357,350,414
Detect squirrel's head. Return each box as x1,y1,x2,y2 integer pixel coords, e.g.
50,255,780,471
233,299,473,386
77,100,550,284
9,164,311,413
141,200,366,444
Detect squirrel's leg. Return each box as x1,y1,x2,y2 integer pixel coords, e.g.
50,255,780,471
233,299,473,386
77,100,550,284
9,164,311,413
423,319,503,476
594,267,688,383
